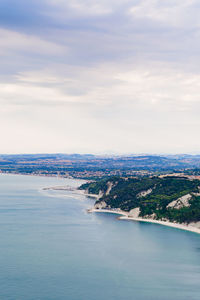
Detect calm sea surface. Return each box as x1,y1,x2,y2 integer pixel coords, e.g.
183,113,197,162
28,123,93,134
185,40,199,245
0,174,199,300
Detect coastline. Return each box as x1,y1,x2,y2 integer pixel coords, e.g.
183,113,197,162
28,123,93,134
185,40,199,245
0,173,97,200
43,185,98,199
87,208,128,216
0,172,71,179
88,208,200,235
3,172,200,235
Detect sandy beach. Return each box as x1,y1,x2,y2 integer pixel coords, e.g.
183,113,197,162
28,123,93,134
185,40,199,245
88,208,200,234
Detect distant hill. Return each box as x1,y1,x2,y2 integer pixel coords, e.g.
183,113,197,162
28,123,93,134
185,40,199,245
0,153,200,178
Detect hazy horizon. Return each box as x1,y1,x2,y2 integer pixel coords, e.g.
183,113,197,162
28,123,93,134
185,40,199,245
1,1,200,154
0,151,200,156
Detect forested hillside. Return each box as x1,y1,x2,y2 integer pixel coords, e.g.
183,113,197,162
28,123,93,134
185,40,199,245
80,176,200,224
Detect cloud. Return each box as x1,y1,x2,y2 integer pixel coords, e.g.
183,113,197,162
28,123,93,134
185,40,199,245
0,0,200,153
46,0,132,16
1,61,200,113
0,28,66,56
51,0,111,16
128,0,200,27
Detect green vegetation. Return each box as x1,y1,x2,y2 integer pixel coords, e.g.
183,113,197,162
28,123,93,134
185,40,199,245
80,176,200,224
79,178,111,194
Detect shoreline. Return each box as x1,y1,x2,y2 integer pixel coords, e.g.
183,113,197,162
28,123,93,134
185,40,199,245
88,208,200,235
0,172,71,179
0,171,94,182
0,173,91,196
0,173,96,199
87,208,128,216
2,172,200,235
43,186,98,199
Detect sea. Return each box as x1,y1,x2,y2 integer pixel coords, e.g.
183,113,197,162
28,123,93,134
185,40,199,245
0,173,199,300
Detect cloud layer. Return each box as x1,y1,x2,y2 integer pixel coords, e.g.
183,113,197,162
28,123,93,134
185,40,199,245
0,0,200,153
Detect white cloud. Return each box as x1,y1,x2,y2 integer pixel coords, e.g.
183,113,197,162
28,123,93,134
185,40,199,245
1,62,200,118
0,29,66,56
129,0,197,26
46,0,111,17
46,0,132,16
0,0,200,153
15,71,63,84
3,61,200,112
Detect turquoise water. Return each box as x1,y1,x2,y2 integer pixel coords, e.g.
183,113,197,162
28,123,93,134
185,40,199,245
0,174,199,300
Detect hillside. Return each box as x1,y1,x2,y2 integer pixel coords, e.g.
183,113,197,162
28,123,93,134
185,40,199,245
79,176,200,224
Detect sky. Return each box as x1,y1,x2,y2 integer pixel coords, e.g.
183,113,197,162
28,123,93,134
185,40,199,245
1,0,200,154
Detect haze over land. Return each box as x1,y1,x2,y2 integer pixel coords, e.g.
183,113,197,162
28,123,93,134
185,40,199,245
1,153,200,179
1,0,200,154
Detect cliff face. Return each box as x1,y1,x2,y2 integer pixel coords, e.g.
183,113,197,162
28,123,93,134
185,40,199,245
166,194,192,209
80,176,200,224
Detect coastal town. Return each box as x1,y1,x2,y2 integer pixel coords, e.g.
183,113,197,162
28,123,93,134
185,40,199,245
1,153,200,179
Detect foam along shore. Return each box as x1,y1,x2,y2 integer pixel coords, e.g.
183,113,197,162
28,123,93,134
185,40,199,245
43,185,77,191
88,208,200,234
43,186,99,199
87,208,128,216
